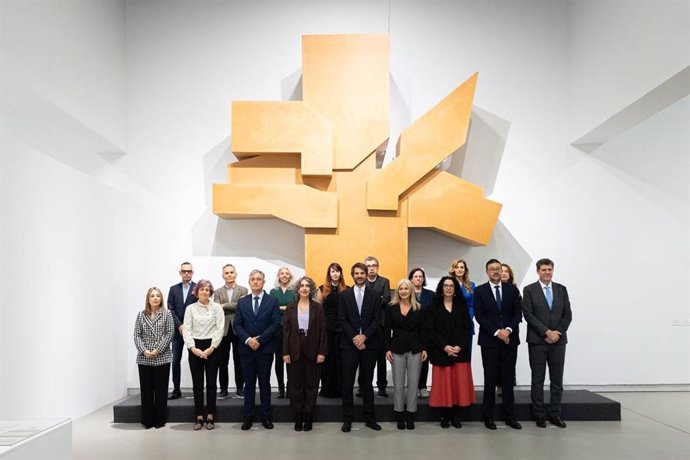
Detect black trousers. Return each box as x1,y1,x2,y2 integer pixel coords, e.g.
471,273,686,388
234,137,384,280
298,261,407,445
274,328,285,392
374,326,388,390
481,345,518,419
188,338,220,416
320,330,342,397
342,346,377,422
418,360,429,390
138,363,170,427
529,342,566,417
218,330,244,392
287,334,322,414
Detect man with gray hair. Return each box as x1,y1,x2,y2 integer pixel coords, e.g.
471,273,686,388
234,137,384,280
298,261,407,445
234,269,281,430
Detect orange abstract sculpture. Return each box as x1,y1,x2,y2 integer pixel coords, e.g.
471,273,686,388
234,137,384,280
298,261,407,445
213,33,501,282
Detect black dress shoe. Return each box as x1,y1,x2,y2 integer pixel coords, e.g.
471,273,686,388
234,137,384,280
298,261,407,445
294,412,303,432
505,418,522,430
277,389,286,399
154,423,165,429
262,420,274,430
219,389,229,398
241,421,253,431
378,388,388,397
365,420,382,431
484,418,497,430
549,416,567,428
451,417,462,429
168,389,181,400
355,391,363,398
440,418,450,429
536,417,547,428
303,413,313,432
341,421,352,432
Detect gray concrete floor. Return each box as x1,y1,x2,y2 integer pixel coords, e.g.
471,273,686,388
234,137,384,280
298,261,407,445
73,392,690,460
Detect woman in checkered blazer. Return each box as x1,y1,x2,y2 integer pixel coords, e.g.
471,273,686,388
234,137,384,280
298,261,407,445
134,287,175,429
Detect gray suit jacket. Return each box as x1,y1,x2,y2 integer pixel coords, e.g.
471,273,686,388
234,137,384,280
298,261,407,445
213,284,249,336
522,281,572,344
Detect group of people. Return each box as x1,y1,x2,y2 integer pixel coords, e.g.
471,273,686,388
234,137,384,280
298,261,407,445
133,256,572,433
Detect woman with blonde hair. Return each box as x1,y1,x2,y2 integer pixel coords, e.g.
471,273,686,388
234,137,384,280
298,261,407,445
270,266,296,398
134,287,175,429
384,279,427,429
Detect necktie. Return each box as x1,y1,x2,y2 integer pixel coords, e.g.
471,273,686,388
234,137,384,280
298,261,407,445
253,296,260,315
494,285,502,310
356,288,363,314
183,283,189,302
544,286,553,310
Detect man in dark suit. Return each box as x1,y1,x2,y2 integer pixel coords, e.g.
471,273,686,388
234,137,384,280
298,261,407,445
474,258,523,430
167,261,197,400
522,258,572,429
234,269,281,430
364,256,391,397
213,263,249,398
339,262,382,432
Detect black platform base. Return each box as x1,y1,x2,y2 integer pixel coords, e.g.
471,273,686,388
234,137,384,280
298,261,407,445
113,389,620,423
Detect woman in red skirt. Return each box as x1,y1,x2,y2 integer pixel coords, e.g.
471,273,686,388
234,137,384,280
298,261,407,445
425,276,476,428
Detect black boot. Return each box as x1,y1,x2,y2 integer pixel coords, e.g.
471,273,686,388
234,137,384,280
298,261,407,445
405,410,415,430
451,406,462,429
303,413,313,432
396,411,405,430
440,408,450,428
294,412,303,432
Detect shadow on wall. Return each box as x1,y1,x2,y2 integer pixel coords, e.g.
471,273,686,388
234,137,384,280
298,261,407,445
281,70,302,101
443,106,511,196
408,220,532,287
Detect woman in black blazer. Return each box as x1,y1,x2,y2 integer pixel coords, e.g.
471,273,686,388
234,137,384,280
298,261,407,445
283,276,327,432
384,279,427,430
408,267,434,399
425,276,476,428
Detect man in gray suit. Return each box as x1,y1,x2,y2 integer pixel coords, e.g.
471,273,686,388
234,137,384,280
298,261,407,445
214,264,249,398
522,258,573,428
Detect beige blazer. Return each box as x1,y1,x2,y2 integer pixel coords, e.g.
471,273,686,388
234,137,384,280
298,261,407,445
213,284,249,336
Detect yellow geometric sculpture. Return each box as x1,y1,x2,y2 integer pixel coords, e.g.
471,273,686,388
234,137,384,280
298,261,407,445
213,33,501,283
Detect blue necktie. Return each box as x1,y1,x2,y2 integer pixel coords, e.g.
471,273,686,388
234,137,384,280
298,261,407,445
544,286,553,310
494,285,502,311
253,296,260,315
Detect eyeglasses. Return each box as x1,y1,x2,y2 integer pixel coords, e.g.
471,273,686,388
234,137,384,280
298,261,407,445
180,270,193,274
365,264,378,268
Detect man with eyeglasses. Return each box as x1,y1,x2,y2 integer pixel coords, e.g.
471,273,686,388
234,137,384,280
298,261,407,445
474,258,523,430
168,262,198,400
364,256,391,398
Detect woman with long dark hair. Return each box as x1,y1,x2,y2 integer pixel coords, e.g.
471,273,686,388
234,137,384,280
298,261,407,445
283,276,327,431
426,276,476,429
316,262,348,398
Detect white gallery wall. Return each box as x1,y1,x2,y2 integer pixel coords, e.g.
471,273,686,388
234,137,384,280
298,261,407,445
0,0,687,419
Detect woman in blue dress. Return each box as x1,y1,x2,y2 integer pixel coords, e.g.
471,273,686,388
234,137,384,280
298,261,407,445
449,259,476,359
